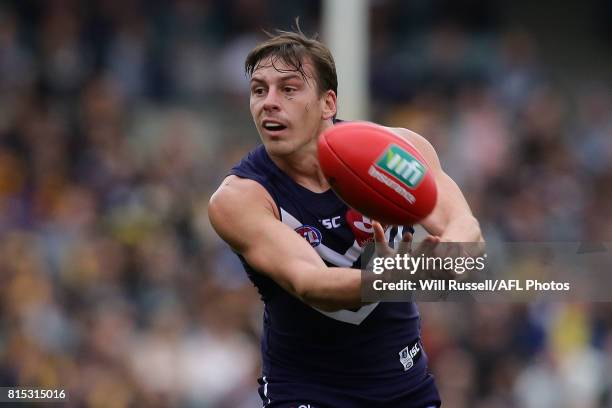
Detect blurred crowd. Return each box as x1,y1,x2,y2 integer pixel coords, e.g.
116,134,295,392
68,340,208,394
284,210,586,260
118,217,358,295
0,0,611,407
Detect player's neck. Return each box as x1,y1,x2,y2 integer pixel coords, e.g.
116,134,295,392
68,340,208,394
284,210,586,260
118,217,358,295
271,122,332,193
272,143,330,193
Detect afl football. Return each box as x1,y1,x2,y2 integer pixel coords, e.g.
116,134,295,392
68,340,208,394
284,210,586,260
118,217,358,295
318,122,437,225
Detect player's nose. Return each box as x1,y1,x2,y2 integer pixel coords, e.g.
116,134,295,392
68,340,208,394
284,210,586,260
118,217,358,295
262,88,281,112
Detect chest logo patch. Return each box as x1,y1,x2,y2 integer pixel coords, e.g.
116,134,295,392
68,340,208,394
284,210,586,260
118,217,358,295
295,225,323,247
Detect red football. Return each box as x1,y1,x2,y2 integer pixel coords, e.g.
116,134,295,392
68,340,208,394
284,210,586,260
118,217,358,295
318,122,437,225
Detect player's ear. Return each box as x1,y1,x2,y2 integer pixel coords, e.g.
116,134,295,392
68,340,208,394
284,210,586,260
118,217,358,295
321,90,337,120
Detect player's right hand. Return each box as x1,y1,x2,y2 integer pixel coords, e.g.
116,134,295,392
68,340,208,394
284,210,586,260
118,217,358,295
372,221,443,280
372,220,413,258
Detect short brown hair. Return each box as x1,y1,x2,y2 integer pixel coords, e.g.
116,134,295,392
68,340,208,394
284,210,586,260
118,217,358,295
245,28,338,97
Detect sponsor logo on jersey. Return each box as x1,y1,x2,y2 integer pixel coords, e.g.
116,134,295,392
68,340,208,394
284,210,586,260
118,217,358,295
320,216,341,229
346,209,374,246
399,341,421,371
375,144,425,188
345,209,389,247
295,225,322,247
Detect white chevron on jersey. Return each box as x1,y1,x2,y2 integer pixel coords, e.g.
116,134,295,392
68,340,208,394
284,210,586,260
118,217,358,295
280,207,360,266
313,302,379,325
280,207,380,325
345,240,362,261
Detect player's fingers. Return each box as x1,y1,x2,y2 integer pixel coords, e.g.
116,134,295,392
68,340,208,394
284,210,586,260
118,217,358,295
401,231,413,242
445,242,461,259
415,235,440,256
409,236,440,278
397,231,413,255
372,220,386,243
372,220,392,257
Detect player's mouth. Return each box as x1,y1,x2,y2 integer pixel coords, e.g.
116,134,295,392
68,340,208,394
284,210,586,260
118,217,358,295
261,120,288,135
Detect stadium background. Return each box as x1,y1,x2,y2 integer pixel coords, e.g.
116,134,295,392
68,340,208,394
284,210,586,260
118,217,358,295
0,0,611,407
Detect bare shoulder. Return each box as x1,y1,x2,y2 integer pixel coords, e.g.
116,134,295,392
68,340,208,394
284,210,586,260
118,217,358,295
209,175,278,218
385,126,441,170
208,176,279,247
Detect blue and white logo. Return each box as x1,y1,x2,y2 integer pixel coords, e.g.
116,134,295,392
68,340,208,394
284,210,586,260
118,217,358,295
295,225,322,247
399,342,421,371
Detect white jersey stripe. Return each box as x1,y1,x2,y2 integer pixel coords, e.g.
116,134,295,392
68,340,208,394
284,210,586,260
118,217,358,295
262,376,271,407
314,302,380,325
345,241,362,261
280,207,360,266
317,245,354,267
279,207,379,325
279,207,304,228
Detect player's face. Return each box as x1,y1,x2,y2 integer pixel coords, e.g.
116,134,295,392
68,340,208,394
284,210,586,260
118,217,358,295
249,57,336,156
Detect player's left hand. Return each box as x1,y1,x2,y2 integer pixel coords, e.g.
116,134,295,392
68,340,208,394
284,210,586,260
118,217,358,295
414,235,483,281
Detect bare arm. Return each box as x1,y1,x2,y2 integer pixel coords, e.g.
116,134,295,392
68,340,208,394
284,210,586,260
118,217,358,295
208,175,363,312
391,127,484,244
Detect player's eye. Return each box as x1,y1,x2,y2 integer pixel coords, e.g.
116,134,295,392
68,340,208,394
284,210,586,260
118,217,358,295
283,87,296,94
252,87,265,96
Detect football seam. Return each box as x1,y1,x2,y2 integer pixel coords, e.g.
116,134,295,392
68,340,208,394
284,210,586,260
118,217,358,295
320,134,422,223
